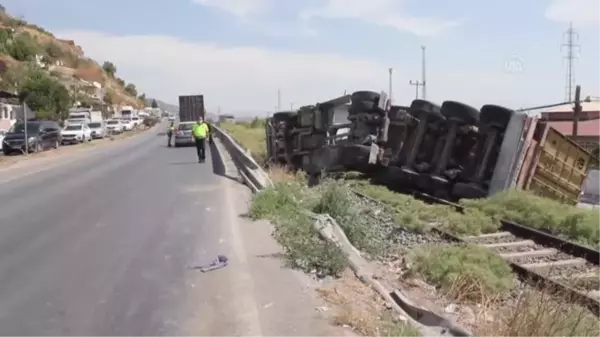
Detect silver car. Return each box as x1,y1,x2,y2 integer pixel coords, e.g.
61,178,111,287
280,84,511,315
174,122,196,147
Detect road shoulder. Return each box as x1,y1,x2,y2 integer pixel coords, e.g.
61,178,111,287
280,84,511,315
225,178,352,336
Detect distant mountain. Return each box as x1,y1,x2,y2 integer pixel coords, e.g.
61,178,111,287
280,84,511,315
145,98,178,113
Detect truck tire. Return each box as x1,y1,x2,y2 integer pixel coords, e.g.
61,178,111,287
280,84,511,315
480,104,514,129
350,91,380,112
440,101,480,125
272,111,297,123
408,99,444,120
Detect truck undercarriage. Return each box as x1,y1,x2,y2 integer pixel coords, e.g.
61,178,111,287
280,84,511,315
264,90,595,203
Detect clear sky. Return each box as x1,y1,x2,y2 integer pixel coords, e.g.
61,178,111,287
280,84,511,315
2,0,599,115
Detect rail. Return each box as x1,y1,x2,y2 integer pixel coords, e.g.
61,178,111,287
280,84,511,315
353,189,600,316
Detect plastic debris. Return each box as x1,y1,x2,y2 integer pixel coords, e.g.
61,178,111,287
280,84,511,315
190,254,228,272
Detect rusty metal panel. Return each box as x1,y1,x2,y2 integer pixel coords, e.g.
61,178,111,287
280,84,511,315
525,125,593,204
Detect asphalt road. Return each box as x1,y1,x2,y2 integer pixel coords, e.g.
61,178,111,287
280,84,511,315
0,127,339,336
0,128,221,334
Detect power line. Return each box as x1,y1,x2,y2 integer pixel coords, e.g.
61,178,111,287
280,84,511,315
561,22,580,102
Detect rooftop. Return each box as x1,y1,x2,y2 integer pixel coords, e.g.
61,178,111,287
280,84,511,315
544,97,600,114
546,119,600,137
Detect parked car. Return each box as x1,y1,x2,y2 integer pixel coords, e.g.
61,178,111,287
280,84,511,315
0,130,5,151
2,120,62,154
89,122,107,139
131,116,141,128
61,123,92,144
174,122,196,147
106,119,124,134
121,119,135,131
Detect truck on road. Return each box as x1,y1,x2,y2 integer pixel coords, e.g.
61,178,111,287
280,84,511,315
179,95,205,122
89,110,106,139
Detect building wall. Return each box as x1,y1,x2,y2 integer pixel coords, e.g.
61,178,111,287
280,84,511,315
0,103,25,130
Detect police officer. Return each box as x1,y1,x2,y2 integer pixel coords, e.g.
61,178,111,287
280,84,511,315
192,117,210,162
167,122,175,147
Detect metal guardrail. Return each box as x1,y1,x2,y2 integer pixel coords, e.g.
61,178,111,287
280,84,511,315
209,123,273,191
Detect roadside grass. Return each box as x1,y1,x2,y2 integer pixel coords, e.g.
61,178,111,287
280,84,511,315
353,182,499,236
354,182,599,249
219,122,267,165
249,175,600,336
462,189,600,249
477,284,600,336
407,244,515,302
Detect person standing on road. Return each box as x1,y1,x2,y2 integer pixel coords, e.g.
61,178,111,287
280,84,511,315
167,122,175,147
192,117,210,162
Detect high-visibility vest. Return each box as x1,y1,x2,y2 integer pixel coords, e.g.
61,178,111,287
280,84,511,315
168,126,174,131
192,123,209,138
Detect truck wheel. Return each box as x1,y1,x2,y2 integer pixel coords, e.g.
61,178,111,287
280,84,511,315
408,99,444,120
272,111,297,123
480,104,514,129
440,101,480,125
307,173,321,187
350,91,379,112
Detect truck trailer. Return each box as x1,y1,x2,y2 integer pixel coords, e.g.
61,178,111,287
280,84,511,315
179,95,205,122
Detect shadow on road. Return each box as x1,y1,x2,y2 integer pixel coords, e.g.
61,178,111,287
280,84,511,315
209,142,241,184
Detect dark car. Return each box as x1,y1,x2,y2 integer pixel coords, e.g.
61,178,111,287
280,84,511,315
2,120,62,155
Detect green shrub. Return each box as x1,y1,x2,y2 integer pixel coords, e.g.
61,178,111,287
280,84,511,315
409,244,515,301
463,189,600,249
8,33,40,61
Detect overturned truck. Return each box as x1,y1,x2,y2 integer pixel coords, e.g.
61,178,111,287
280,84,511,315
265,90,594,203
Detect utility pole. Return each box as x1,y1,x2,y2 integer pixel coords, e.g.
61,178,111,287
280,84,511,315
421,45,427,100
573,85,582,138
561,22,580,102
290,102,294,110
277,89,281,111
23,102,29,154
388,68,393,103
409,80,423,99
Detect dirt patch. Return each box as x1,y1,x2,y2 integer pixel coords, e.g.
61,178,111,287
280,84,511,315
317,271,422,336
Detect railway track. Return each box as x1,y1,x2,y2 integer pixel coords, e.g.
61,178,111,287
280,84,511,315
352,189,600,316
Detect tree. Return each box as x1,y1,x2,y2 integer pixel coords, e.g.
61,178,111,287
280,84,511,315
124,83,137,96
151,99,158,108
8,33,40,61
19,69,71,120
102,61,116,77
104,90,114,105
138,93,146,102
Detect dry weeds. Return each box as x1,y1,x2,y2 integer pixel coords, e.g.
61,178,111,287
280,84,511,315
317,271,422,337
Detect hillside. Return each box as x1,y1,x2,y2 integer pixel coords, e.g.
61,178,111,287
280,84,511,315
145,97,178,113
0,6,146,119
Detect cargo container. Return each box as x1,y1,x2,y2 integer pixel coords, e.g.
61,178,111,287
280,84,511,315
515,120,595,205
179,95,205,122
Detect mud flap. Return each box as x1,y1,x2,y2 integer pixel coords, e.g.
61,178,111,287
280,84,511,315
368,143,380,164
